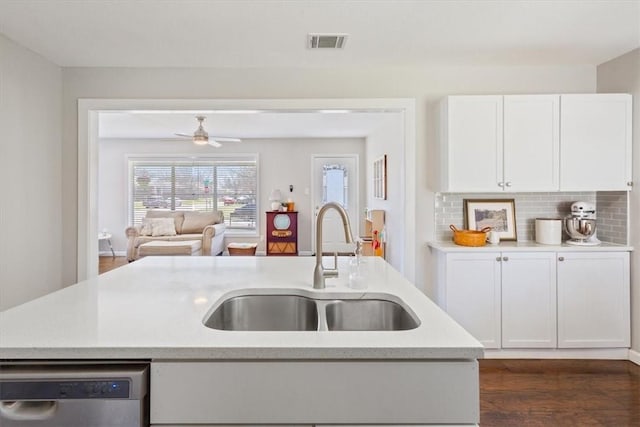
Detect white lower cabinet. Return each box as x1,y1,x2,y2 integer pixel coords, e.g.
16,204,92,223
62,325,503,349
443,252,501,349
557,252,630,348
442,252,556,349
437,250,630,352
501,252,557,348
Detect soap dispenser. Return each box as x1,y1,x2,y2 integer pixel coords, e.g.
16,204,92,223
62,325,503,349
348,240,366,289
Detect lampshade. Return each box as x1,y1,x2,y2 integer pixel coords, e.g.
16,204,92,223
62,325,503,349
269,189,282,201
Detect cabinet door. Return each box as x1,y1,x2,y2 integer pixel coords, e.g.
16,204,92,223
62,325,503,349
503,95,559,192
445,252,501,348
560,94,632,191
501,252,557,348
441,96,503,192
557,252,630,348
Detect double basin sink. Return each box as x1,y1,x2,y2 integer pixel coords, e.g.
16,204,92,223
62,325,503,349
203,290,420,332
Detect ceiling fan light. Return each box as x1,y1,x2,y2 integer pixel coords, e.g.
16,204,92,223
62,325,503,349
193,135,209,145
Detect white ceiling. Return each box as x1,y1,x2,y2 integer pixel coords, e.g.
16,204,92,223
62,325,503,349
5,1,637,139
98,110,400,139
1,0,638,68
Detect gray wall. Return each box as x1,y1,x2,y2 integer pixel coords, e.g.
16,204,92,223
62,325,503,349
62,65,597,293
597,48,640,357
0,34,62,310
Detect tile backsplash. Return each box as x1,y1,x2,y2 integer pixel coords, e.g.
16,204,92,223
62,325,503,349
435,192,628,244
596,192,628,244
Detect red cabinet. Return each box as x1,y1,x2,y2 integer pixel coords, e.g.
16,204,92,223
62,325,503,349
266,211,298,256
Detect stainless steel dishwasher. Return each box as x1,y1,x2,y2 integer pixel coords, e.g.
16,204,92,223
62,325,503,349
0,363,148,426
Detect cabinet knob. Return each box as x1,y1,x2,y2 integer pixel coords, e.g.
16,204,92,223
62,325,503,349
505,182,512,187
627,181,633,187
497,182,504,188
558,256,565,261
502,256,509,261
496,256,502,262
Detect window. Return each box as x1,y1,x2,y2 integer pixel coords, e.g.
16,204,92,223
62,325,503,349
129,156,257,231
322,164,348,208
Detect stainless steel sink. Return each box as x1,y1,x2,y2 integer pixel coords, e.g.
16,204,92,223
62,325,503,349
325,299,419,331
203,291,420,332
204,294,318,331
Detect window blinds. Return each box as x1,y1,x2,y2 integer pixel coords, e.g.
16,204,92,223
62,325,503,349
130,157,257,230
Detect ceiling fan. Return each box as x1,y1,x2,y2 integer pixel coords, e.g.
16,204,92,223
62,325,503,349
175,116,241,147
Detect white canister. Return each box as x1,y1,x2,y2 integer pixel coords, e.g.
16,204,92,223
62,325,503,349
535,218,562,245
486,231,500,245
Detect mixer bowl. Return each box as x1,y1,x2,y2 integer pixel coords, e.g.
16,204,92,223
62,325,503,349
563,217,596,241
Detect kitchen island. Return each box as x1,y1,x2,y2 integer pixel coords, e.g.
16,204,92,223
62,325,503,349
0,256,483,425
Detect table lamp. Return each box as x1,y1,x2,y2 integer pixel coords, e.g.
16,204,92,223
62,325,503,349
269,189,282,211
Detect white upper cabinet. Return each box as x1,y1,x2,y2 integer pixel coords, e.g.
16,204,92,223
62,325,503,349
560,94,632,191
439,95,559,192
439,96,503,192
503,95,559,191
439,93,632,192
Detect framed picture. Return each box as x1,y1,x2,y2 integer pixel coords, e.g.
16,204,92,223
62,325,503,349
464,199,517,241
373,155,387,200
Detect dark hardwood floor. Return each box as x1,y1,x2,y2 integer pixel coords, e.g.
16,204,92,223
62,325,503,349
98,259,640,425
480,359,640,426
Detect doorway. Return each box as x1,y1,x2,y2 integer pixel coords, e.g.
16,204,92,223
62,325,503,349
311,155,359,254
78,98,416,281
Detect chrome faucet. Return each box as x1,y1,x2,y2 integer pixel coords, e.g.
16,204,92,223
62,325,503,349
314,202,355,289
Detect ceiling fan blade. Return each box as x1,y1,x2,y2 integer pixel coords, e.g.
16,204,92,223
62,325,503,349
207,140,223,148
174,133,193,138
211,137,241,143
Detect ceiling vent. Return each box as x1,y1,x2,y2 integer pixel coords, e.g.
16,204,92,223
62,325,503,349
308,33,348,49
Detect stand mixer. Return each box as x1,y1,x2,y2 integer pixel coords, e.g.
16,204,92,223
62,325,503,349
563,201,600,246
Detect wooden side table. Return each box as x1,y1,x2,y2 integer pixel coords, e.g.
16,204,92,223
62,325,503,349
266,211,298,256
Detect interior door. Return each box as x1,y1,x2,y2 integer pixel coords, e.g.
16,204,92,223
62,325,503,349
312,155,358,254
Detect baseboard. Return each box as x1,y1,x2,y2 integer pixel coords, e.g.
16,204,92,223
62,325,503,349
629,349,640,365
484,348,630,360
99,250,126,257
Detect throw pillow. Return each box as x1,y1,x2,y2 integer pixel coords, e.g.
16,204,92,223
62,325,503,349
145,210,185,234
151,218,177,237
139,218,154,236
181,211,220,234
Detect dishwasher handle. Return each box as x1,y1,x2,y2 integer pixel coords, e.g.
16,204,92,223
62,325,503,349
0,401,58,421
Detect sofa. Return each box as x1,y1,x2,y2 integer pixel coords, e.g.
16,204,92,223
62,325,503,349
126,210,225,261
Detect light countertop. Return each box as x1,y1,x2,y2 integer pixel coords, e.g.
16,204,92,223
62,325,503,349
428,240,633,252
0,256,483,360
